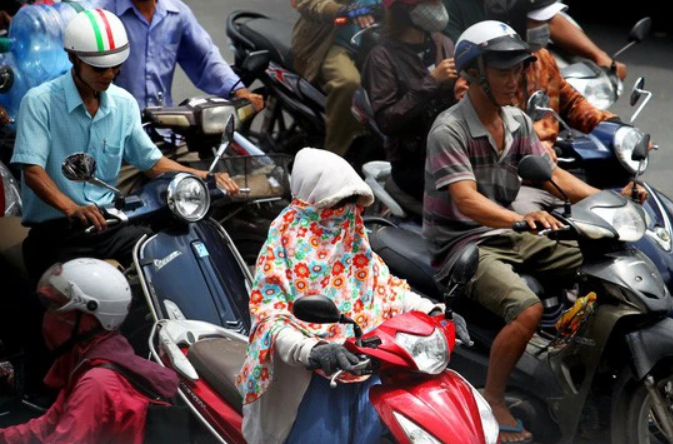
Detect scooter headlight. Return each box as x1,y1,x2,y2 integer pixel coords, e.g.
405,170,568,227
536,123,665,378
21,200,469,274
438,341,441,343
592,199,647,242
392,412,442,444
0,161,21,217
395,328,448,375
565,75,616,110
614,126,649,175
167,173,210,222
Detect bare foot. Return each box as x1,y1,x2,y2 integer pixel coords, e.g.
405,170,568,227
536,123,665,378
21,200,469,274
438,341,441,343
488,399,533,443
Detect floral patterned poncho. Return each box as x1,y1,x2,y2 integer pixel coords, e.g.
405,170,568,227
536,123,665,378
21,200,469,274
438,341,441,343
236,198,414,405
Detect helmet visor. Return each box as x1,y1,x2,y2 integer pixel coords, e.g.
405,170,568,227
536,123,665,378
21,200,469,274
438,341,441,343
485,51,536,69
36,263,72,311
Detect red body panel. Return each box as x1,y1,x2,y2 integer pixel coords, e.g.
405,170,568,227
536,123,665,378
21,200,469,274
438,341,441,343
370,370,486,444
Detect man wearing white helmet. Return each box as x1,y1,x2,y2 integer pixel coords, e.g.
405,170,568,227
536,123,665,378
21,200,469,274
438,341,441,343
10,8,240,282
0,258,180,444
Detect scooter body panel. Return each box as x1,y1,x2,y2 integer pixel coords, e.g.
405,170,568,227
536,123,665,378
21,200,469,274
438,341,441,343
137,218,251,334
370,369,485,444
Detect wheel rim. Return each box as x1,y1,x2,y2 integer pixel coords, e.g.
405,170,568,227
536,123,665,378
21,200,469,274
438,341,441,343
636,377,673,443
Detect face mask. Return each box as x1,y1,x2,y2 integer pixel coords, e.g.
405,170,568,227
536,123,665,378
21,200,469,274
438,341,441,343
527,24,550,52
409,2,449,33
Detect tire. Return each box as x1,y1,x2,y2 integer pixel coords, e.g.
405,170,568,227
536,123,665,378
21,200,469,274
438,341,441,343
612,365,673,444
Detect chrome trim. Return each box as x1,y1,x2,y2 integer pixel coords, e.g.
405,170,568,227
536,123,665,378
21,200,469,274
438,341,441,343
167,173,210,222
133,233,161,321
207,216,254,285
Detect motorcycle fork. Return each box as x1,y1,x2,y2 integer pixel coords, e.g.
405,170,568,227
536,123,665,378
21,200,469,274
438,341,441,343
644,375,673,441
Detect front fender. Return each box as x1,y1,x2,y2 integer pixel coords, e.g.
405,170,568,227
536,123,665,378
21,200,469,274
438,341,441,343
624,317,673,381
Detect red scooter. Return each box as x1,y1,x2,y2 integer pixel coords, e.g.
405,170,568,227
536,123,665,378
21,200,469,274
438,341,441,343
148,293,499,443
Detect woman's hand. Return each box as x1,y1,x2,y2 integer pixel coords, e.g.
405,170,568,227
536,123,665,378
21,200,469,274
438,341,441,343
308,343,359,375
430,59,458,84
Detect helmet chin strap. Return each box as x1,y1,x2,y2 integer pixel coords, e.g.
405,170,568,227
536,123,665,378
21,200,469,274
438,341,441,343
72,59,101,99
476,56,499,107
50,312,103,359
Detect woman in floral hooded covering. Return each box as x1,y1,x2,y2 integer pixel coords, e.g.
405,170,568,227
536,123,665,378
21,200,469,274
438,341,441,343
236,148,441,444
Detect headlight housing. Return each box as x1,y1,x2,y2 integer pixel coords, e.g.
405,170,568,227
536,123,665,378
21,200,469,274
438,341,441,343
167,173,210,222
592,200,647,242
395,328,449,375
614,126,649,175
392,412,442,444
201,105,236,135
0,161,21,217
565,75,616,110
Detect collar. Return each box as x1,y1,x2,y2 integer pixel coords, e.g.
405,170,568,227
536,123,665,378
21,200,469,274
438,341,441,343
64,71,115,118
116,0,179,22
462,93,521,139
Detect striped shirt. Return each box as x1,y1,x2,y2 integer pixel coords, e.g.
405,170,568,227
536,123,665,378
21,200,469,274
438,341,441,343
422,94,553,260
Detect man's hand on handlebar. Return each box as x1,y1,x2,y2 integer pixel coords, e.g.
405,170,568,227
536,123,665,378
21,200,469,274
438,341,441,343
520,210,565,232
234,88,264,112
620,181,649,205
213,172,240,195
66,204,107,232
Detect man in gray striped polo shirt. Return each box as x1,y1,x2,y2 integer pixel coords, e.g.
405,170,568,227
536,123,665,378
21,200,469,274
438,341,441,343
422,21,602,443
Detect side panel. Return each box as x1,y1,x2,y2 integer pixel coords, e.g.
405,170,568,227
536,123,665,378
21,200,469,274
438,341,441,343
138,220,251,334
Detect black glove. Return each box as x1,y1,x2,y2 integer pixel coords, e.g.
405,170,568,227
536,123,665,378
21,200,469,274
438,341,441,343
336,3,383,22
308,343,360,375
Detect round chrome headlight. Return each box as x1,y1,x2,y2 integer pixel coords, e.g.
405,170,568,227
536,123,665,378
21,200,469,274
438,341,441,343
614,126,649,175
166,173,210,222
565,75,616,110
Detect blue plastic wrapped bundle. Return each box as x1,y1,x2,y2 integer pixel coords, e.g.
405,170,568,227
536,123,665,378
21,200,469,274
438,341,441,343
0,52,30,130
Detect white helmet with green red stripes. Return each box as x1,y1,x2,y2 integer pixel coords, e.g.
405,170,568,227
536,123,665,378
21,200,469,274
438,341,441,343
64,8,130,68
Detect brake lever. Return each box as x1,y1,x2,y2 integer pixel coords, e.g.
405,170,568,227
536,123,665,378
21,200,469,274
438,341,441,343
328,358,371,388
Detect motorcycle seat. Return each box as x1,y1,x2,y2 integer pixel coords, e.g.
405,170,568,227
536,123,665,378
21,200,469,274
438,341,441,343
368,226,439,299
187,337,246,413
238,17,294,70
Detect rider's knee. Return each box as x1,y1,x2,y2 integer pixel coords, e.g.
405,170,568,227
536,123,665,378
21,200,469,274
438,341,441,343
511,302,543,334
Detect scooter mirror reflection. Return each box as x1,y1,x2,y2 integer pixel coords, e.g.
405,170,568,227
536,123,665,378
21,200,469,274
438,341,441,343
223,114,235,146
518,155,553,183
62,153,97,182
292,295,341,324
526,90,550,122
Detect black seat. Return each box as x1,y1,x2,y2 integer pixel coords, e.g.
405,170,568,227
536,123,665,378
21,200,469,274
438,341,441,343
369,226,440,299
238,17,294,69
187,338,247,413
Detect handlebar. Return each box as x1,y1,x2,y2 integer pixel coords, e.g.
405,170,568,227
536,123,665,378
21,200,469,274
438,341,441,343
84,218,121,235
512,220,546,232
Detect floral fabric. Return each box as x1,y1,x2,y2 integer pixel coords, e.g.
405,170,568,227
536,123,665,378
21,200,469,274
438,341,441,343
236,198,412,405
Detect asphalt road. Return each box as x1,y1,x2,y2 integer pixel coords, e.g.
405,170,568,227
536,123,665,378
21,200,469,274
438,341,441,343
175,0,673,197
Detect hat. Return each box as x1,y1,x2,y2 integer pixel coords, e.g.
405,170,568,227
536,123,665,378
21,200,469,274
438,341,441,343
527,2,568,21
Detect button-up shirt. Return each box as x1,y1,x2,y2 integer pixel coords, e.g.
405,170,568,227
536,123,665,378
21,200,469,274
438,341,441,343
93,0,242,109
11,71,162,225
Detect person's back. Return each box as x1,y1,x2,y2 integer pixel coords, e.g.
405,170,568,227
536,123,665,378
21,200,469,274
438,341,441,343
361,0,456,201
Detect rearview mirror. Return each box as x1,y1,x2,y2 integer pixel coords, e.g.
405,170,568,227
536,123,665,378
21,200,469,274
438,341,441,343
242,50,270,75
223,114,235,145
526,90,551,122
62,153,98,182
448,243,479,286
628,17,652,44
518,155,553,183
632,133,650,162
630,77,645,107
292,295,341,324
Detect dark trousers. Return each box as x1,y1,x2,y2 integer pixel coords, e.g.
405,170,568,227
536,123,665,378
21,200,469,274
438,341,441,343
22,218,152,284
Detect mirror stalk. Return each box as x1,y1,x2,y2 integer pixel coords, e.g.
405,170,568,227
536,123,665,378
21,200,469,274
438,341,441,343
549,180,572,217
537,106,574,140
339,314,363,346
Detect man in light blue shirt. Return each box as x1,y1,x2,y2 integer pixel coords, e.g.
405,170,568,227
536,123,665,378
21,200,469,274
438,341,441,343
10,8,240,281
93,0,263,111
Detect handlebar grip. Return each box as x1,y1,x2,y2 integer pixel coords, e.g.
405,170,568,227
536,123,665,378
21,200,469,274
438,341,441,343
84,219,120,235
512,221,546,232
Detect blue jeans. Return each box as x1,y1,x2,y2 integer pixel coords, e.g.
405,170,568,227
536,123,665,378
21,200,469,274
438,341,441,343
285,373,385,444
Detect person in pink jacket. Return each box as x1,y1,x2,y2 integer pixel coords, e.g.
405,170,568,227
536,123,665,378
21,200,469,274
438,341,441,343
0,258,179,444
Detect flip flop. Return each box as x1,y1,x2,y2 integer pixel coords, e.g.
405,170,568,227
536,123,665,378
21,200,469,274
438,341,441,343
499,418,534,444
